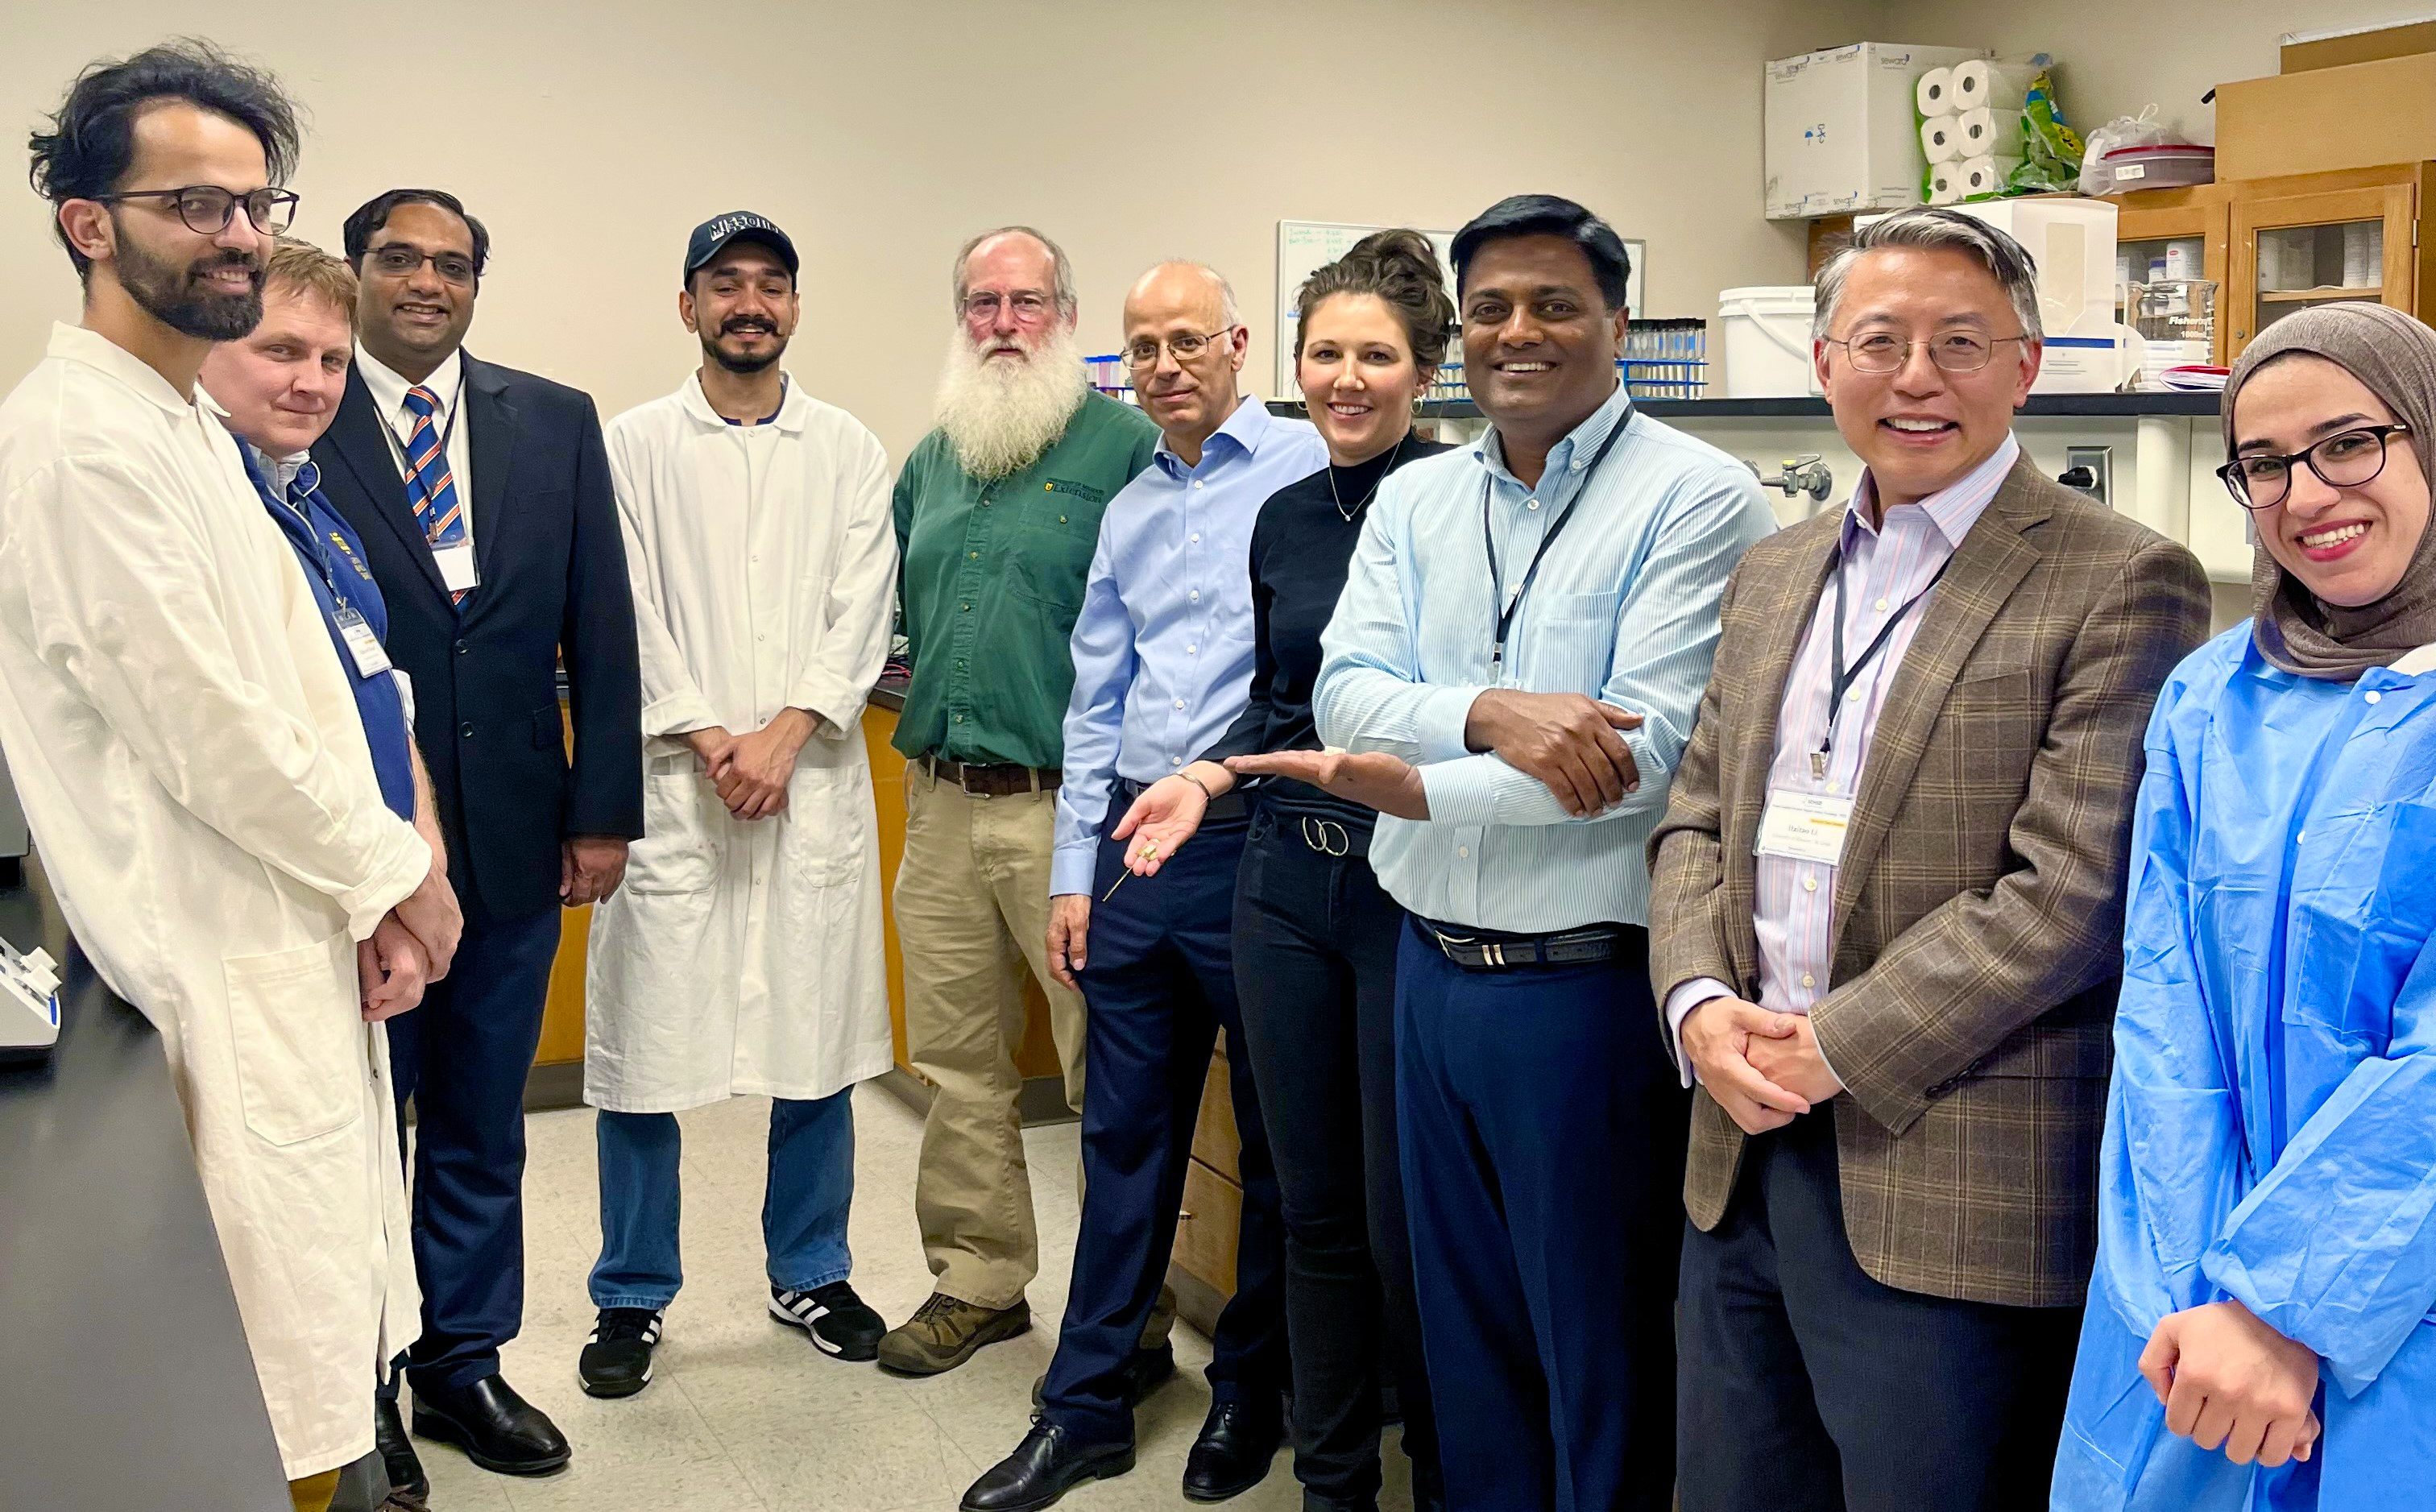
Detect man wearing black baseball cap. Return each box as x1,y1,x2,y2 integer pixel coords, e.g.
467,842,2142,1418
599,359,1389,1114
318,186,644,1487
574,210,901,1400
684,209,798,283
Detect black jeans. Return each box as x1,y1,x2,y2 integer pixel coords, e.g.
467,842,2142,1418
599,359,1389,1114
1232,808,1440,1511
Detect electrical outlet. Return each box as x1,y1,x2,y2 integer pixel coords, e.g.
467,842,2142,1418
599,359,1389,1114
2062,445,2113,507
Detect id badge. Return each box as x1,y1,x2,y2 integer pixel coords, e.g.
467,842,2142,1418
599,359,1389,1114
334,605,392,677
432,541,479,594
1755,789,1854,867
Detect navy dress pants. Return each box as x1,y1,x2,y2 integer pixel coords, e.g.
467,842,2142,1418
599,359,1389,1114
1396,919,1688,1512
1040,811,1287,1444
379,904,563,1393
1675,1108,2081,1512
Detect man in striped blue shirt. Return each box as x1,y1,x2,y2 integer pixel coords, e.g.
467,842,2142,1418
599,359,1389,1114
1238,195,1775,1512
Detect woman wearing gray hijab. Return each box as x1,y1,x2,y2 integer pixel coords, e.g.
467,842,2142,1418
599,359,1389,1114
2054,301,2436,1510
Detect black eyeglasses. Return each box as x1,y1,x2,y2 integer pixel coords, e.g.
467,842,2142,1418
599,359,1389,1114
2218,424,2415,511
102,185,298,236
368,245,478,286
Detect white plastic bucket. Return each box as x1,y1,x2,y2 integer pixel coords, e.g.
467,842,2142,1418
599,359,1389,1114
1717,285,1821,398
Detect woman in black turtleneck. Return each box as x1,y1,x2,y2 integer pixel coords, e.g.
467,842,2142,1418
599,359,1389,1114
1109,230,1455,1512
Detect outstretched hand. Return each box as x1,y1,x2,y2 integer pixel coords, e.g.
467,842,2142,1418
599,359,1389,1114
1223,748,1429,819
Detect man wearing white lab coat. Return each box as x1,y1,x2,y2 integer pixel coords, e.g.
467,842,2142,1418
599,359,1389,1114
578,213,897,1396
2,46,461,1508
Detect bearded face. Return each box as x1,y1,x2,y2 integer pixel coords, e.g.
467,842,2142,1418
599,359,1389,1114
933,318,1088,480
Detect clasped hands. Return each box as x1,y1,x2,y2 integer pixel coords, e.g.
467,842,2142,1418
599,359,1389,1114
361,823,459,1024
1679,996,1841,1133
687,710,816,821
2140,1299,2322,1469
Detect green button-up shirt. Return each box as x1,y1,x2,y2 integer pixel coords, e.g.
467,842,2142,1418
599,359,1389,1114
893,391,1158,768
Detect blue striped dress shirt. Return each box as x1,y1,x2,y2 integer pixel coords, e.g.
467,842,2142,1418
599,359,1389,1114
1314,383,1777,931
1052,396,1327,895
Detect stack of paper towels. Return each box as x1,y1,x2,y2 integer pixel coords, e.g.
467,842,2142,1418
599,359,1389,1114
1916,58,2032,204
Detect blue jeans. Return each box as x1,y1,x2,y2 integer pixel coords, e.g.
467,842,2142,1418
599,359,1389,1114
589,1089,857,1311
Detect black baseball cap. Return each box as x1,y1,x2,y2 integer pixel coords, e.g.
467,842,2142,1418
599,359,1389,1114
683,212,798,284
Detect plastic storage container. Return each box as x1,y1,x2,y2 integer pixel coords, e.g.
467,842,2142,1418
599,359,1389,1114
1717,287,1821,397
2101,144,2215,190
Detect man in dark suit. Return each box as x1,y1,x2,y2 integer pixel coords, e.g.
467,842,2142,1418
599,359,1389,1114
316,187,641,1489
1647,208,2211,1512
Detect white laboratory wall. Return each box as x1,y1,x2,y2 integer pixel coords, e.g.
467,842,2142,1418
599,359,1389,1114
0,0,1877,462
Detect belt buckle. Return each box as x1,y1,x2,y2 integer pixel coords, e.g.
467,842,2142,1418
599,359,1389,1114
1298,816,1351,857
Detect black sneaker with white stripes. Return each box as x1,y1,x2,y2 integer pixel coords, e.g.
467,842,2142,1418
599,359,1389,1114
578,1307,664,1398
769,1280,885,1361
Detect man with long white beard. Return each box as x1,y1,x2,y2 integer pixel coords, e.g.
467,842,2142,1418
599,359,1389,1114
877,226,1159,1376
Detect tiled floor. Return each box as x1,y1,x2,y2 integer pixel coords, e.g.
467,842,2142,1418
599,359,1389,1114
416,1090,1414,1511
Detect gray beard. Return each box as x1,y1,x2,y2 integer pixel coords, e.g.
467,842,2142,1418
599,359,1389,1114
933,326,1088,480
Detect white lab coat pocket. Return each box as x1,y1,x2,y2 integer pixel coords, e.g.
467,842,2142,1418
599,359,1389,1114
784,764,866,888
625,768,719,895
222,932,362,1147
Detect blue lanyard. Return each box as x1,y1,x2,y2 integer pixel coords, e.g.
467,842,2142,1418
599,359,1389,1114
1481,410,1630,673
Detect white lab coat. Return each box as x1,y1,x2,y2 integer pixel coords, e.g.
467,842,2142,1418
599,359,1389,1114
0,325,429,1477
586,375,896,1113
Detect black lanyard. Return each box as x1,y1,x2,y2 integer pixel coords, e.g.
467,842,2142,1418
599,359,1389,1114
1482,410,1630,673
1817,541,1950,776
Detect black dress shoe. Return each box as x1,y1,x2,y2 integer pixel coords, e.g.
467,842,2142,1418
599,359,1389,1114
961,1419,1135,1511
411,1373,571,1477
1030,1341,1178,1411
374,1397,428,1502
1182,1398,1284,1502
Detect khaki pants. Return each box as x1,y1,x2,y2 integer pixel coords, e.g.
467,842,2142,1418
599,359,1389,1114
287,1469,340,1512
895,760,1087,1308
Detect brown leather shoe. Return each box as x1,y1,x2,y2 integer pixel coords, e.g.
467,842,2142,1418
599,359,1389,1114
877,1293,1032,1376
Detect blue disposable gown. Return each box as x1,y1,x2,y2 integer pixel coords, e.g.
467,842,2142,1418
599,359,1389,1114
2054,628,2436,1510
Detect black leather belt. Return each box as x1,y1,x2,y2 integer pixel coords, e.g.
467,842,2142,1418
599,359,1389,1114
923,755,1060,797
1414,917,1634,971
1115,776,1246,824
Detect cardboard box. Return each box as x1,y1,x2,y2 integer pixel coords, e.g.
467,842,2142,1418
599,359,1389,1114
1765,42,1983,222
1858,197,2126,392
2217,51,2436,180
2283,20,2436,73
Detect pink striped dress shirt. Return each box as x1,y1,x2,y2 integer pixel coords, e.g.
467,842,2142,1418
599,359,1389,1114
1666,436,2020,1084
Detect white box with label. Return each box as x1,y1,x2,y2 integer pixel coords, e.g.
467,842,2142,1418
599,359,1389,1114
1766,43,1984,221
1860,197,2127,392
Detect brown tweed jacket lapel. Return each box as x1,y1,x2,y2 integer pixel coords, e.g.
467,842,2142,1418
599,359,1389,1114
1830,478,2048,950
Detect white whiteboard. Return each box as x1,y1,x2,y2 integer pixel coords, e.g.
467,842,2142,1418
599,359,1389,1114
1274,219,1648,395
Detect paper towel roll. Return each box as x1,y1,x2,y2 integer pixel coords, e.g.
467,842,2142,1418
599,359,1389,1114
1950,58,2034,111
1957,106,2023,156
1920,116,1963,164
1958,155,2021,197
1916,66,1956,116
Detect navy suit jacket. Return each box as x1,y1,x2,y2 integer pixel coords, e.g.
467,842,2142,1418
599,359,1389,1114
319,351,643,920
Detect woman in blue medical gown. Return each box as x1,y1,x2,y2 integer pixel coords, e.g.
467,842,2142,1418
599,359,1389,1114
2055,302,2436,1510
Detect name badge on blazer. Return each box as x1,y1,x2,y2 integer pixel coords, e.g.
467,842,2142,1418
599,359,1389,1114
432,541,479,593
1755,789,1854,868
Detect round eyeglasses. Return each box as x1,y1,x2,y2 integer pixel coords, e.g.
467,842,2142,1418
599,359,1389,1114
2218,424,2414,511
102,185,298,236
1822,331,2028,375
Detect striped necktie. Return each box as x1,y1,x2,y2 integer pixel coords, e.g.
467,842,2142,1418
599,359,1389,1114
401,385,468,603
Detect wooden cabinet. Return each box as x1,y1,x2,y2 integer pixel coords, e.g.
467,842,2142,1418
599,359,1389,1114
2108,164,2434,369
2225,164,2429,357
1169,1037,1245,1327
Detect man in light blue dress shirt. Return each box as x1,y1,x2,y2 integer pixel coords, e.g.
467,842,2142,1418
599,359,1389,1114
1241,196,1776,1512
962,262,1326,1512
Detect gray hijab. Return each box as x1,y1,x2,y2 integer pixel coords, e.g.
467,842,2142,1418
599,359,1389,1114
2227,303,2436,680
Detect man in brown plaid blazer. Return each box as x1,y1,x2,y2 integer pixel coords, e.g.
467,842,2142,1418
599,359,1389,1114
1647,209,2210,1512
